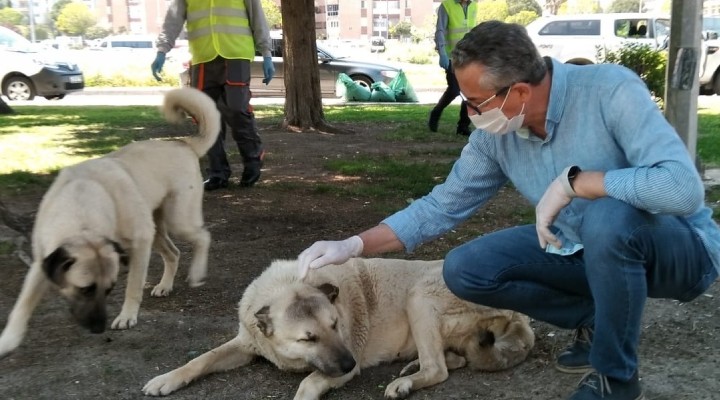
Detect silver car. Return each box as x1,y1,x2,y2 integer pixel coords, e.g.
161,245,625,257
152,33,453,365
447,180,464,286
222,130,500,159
178,44,400,97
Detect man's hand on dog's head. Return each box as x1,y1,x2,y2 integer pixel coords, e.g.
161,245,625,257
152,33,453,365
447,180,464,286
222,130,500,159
297,236,364,279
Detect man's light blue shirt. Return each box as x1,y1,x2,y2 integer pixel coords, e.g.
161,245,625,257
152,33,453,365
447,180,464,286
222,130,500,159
383,58,720,275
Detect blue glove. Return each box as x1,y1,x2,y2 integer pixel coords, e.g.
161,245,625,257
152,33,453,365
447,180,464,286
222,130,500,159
439,50,450,70
262,56,274,85
151,51,166,81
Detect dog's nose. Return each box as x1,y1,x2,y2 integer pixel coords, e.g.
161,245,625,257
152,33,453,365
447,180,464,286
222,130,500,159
84,316,107,333
340,356,356,374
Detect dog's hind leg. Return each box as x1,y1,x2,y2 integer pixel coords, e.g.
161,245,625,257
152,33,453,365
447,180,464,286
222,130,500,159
163,189,210,287
385,295,450,399
150,213,180,297
294,367,360,400
143,331,255,396
0,264,50,358
398,350,466,377
464,314,535,371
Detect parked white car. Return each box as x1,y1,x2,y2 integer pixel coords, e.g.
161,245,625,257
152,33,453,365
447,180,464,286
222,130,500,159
0,26,84,101
525,13,670,65
699,16,720,94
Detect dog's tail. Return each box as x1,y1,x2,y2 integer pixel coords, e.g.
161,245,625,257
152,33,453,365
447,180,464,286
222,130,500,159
162,87,221,157
466,312,535,372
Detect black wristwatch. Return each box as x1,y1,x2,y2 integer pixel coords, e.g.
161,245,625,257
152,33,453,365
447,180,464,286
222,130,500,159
561,165,582,197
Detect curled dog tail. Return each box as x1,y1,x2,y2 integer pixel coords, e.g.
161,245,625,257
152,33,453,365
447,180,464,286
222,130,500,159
466,312,536,371
162,87,221,157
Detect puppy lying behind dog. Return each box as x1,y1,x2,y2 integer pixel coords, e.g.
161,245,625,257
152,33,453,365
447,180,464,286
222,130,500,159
143,258,535,399
0,87,221,359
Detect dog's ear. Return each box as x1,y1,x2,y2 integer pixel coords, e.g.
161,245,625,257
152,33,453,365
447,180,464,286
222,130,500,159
255,306,273,337
109,240,129,266
317,283,339,303
42,246,76,285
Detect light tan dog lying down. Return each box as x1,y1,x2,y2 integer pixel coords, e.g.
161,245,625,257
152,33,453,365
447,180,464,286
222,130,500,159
143,258,535,399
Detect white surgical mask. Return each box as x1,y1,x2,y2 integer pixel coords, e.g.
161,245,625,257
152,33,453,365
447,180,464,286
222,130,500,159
469,91,526,135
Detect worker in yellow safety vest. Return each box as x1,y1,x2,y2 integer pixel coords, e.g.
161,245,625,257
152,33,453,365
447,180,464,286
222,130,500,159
428,0,477,137
152,0,275,190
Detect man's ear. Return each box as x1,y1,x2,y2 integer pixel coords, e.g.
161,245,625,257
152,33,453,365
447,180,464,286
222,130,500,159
255,306,273,337
317,283,339,303
42,246,75,285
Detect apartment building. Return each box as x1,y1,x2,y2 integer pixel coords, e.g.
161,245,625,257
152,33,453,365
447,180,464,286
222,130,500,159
312,0,442,40
13,0,444,39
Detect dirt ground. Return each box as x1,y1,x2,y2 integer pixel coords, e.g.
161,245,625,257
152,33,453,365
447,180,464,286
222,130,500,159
0,119,718,400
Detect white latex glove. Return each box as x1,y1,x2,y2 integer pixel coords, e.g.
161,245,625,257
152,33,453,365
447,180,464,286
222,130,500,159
297,235,364,279
535,177,573,250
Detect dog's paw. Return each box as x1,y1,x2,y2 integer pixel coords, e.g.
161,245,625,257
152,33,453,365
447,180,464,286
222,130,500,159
142,372,186,396
384,377,412,399
186,277,206,288
0,333,22,359
151,283,173,297
111,313,138,330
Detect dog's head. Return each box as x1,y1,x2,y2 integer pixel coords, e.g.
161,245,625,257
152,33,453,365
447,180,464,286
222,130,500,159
253,282,356,377
42,237,128,333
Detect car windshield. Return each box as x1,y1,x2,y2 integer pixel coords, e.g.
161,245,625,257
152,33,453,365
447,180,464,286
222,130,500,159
0,27,35,52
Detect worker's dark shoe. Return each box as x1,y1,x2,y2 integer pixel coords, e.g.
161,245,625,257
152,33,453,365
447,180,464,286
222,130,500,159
240,151,265,188
203,177,229,191
569,371,644,400
456,125,472,136
556,327,593,374
428,109,441,132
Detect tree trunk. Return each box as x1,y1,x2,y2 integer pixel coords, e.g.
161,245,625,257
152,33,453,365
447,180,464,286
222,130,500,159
0,97,14,114
280,0,346,133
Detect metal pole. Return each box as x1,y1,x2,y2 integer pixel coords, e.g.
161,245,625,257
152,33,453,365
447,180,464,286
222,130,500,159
664,0,702,166
27,0,36,42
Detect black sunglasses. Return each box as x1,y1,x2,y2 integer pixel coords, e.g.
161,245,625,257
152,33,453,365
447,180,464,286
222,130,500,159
459,85,512,115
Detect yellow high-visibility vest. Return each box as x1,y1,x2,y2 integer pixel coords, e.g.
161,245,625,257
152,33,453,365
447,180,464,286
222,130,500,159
442,0,478,54
186,0,255,64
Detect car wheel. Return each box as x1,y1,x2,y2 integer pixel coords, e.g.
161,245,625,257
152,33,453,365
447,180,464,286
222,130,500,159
350,75,373,89
4,76,35,101
713,72,720,95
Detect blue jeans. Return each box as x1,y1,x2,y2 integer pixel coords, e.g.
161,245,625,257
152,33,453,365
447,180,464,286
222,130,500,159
443,198,718,381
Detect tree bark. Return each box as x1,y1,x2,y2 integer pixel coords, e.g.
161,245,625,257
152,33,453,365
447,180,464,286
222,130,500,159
280,0,347,134
0,97,14,114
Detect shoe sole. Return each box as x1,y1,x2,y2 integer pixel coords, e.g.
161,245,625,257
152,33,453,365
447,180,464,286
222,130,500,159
554,363,594,374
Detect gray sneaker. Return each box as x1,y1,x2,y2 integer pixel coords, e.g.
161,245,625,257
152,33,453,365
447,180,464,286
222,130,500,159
556,327,593,374
569,371,645,400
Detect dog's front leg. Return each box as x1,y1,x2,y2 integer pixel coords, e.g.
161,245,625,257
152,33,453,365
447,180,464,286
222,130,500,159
143,334,255,396
0,265,50,358
294,367,360,400
385,296,449,399
112,241,152,330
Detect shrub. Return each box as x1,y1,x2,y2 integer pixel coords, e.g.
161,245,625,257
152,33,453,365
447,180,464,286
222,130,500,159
597,43,667,101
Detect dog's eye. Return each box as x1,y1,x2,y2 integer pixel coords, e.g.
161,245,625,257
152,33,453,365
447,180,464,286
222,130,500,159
79,284,97,297
331,320,338,330
299,334,317,343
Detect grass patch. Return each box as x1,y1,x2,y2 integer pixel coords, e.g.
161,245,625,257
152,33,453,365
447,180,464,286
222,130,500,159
698,111,720,167
323,154,455,200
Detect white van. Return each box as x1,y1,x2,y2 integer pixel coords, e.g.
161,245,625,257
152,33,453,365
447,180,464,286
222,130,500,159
526,13,670,65
0,26,84,101
94,35,156,50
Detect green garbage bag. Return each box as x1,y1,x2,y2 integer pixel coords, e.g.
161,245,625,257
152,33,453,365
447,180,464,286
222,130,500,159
337,73,371,102
370,81,396,102
388,69,418,103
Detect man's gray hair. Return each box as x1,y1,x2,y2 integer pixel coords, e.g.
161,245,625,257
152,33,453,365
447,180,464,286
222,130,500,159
452,20,547,90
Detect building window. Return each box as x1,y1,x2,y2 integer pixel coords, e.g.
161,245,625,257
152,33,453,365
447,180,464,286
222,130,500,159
327,4,339,17
329,20,339,28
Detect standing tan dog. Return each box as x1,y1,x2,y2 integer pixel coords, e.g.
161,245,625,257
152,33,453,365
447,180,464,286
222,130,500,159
143,258,535,399
0,87,220,358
